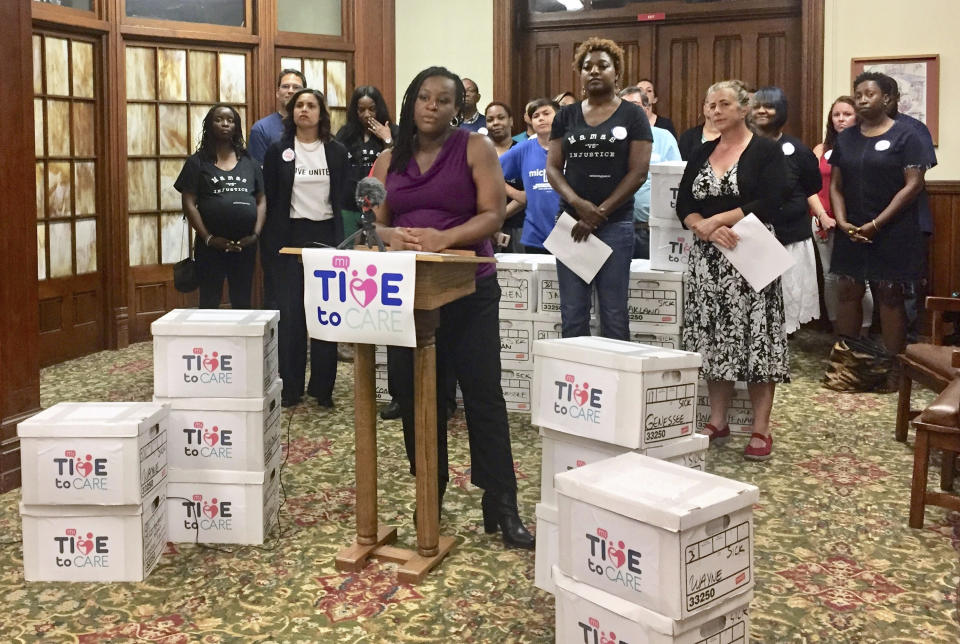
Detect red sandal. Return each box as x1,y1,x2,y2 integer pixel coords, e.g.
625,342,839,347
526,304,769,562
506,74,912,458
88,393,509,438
701,423,730,445
743,432,772,461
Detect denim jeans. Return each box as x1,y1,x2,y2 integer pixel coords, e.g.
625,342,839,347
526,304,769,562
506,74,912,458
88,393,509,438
633,222,650,260
556,218,634,340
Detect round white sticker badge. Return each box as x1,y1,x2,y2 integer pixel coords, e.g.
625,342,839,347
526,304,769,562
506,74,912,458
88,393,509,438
875,140,891,151
611,126,627,140
824,149,833,161
282,148,295,162
478,127,489,136
781,141,795,156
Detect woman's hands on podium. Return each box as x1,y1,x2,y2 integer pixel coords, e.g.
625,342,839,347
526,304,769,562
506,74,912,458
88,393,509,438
389,227,451,253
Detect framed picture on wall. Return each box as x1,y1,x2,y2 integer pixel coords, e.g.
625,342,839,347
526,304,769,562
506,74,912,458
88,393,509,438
851,54,939,145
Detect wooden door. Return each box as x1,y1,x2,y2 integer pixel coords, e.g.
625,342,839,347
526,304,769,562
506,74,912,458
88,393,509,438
33,31,106,366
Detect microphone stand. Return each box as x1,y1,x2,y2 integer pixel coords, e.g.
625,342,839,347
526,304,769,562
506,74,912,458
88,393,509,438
337,199,386,252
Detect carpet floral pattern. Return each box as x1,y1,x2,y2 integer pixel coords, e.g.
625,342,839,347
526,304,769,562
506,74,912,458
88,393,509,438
0,329,957,642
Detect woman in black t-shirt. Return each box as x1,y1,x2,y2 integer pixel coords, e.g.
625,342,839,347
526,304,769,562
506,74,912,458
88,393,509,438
175,104,265,309
334,86,398,242
546,37,652,340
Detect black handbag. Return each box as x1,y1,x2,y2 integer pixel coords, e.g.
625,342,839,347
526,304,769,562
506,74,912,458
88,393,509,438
173,218,200,293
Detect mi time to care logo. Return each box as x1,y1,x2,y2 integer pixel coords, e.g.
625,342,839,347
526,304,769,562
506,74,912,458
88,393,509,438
553,374,603,423
181,494,233,531
182,421,233,459
54,528,109,568
577,617,629,644
181,347,233,384
585,527,643,592
311,255,404,331
53,450,108,491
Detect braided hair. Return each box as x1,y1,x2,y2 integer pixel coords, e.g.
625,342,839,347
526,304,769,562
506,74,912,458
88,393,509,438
197,103,247,161
338,85,392,146
389,66,465,174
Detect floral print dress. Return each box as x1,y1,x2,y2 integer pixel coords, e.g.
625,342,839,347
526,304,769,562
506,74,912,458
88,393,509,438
681,161,790,383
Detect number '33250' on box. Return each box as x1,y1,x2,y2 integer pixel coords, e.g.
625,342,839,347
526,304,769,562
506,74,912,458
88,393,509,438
556,452,758,620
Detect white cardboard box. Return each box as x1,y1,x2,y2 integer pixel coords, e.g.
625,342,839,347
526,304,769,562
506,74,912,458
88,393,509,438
555,566,751,644
502,368,532,413
155,378,283,474
495,253,553,313
499,313,536,369
696,380,755,436
166,449,282,545
18,402,168,506
532,337,700,449
21,484,167,582
627,259,683,334
629,328,682,351
375,361,390,403
649,222,694,273
152,309,279,398
539,429,708,507
535,502,559,594
649,161,686,224
535,259,563,317
556,453,757,619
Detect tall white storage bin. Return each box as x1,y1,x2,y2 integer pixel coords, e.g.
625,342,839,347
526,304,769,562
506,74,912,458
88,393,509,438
556,453,757,619
152,309,279,398
649,162,693,272
532,337,700,450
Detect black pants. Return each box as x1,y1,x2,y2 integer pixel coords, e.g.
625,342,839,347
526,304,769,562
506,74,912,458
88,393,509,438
274,219,338,402
195,239,256,309
260,239,279,310
387,276,518,493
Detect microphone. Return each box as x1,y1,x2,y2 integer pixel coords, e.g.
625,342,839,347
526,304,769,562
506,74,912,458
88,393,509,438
355,176,387,214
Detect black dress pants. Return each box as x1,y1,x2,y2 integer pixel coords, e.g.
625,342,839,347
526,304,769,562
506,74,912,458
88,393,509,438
386,275,518,493
274,218,338,402
195,239,256,309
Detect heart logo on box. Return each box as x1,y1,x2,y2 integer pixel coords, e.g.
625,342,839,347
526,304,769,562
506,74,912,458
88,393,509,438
76,535,94,555
203,500,219,519
75,459,93,477
204,428,219,446
349,276,378,308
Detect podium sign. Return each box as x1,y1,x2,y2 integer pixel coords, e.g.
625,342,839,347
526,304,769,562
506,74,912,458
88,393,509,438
302,249,417,347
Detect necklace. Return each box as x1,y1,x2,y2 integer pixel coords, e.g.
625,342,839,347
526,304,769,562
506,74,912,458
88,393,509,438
462,111,480,125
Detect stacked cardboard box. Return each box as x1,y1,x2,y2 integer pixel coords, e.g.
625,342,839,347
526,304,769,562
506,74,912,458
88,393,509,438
552,452,756,642
152,309,282,545
18,402,169,582
530,336,706,595
649,162,694,272
696,380,756,437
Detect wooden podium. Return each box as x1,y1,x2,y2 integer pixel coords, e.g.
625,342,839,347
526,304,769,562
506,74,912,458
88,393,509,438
280,248,494,583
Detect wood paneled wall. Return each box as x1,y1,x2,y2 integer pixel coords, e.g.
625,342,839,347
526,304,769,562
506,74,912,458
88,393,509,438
927,182,960,300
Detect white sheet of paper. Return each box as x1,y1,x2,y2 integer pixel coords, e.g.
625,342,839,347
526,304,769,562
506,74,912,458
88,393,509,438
716,213,795,292
542,212,613,283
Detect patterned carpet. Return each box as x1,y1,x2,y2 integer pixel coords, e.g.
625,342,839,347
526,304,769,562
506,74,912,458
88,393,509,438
0,329,958,642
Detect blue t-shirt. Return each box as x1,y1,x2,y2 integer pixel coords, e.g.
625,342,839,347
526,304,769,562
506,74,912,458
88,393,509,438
459,114,487,133
500,137,560,249
633,126,681,223
248,112,284,164
895,112,937,234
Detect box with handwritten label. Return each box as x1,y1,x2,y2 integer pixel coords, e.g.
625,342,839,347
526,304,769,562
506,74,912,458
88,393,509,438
532,337,700,449
499,312,536,369
629,328,682,350
152,309,279,398
18,402,168,506
556,453,757,619
495,253,556,314
554,566,752,644
539,428,707,507
502,368,532,412
696,380,755,436
627,259,684,334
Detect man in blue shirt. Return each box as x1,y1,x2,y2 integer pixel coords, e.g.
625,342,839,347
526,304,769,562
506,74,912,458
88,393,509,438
619,86,681,259
248,69,306,164
499,98,560,252
459,78,487,132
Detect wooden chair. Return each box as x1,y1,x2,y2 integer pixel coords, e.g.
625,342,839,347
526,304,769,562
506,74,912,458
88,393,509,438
895,296,960,442
909,373,960,528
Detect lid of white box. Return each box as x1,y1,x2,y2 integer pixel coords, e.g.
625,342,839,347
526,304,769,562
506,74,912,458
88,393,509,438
554,452,758,531
19,484,164,517
18,402,167,438
553,566,752,635
151,308,279,337
154,378,283,411
649,161,687,175
642,432,708,458
535,502,558,523
533,336,701,370
168,445,281,484
494,253,556,270
628,258,684,282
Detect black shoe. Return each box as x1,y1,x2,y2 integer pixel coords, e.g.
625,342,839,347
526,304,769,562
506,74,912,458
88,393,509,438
316,397,334,409
380,399,401,420
281,395,301,408
481,490,535,549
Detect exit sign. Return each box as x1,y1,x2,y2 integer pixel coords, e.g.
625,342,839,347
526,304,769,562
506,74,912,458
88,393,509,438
637,13,666,21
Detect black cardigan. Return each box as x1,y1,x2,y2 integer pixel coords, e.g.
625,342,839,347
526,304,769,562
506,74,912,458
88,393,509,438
261,132,349,256
676,135,788,227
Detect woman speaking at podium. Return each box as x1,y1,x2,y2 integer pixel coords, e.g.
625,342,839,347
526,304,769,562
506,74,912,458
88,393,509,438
370,67,534,549
262,88,349,409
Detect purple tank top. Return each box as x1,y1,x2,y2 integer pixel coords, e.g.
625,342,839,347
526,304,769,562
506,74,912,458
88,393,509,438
385,128,495,279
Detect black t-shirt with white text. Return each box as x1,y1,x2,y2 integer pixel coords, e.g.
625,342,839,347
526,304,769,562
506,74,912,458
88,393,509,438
174,153,263,240
550,100,652,223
